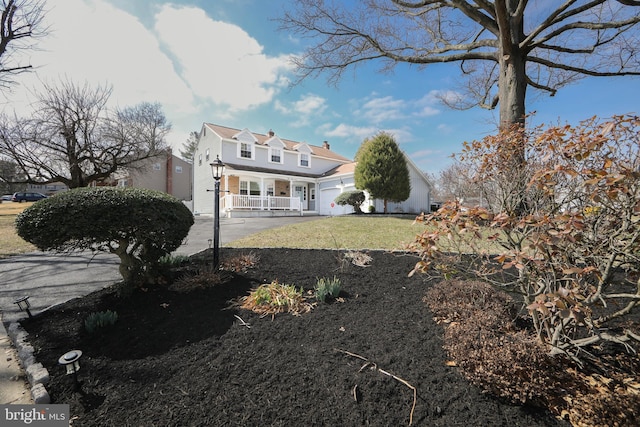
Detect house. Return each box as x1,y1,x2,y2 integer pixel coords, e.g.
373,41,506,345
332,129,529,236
113,150,193,202
193,123,432,217
25,182,68,196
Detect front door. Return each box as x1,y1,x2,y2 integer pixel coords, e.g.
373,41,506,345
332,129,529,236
294,184,308,210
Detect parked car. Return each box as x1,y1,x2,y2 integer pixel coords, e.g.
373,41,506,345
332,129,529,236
11,192,48,202
1,194,12,201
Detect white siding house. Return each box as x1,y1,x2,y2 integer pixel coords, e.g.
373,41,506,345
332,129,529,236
192,123,432,217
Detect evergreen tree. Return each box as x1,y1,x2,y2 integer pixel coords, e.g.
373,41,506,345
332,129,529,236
180,131,199,162
355,132,410,213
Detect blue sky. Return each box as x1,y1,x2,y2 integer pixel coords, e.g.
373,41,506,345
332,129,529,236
3,0,639,174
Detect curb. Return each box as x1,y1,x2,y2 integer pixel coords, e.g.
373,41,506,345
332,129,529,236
7,322,51,404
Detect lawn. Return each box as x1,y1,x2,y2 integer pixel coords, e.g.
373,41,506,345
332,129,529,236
0,202,36,257
226,214,423,250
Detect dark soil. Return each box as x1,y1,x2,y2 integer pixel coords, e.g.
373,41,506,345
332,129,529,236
22,248,570,427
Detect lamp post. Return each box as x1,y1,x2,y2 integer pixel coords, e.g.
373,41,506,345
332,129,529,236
14,296,33,319
210,155,225,268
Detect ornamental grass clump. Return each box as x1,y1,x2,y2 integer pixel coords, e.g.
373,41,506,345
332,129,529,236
238,281,312,316
84,310,118,335
315,276,342,302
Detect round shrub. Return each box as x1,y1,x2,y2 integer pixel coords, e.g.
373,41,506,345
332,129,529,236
334,190,366,214
16,187,194,288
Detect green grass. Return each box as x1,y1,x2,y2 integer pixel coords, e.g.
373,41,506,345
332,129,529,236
225,215,424,250
0,202,36,257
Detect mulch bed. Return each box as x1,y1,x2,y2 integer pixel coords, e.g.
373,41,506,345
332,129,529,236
21,248,570,426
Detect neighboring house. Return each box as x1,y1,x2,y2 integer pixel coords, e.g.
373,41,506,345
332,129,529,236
114,151,193,201
25,182,68,196
193,123,433,217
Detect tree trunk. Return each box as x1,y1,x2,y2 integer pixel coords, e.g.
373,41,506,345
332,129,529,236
496,0,527,131
495,0,528,215
498,52,527,130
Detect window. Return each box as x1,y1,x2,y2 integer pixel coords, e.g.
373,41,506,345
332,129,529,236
266,183,274,196
153,163,161,171
198,154,202,166
270,147,282,163
240,142,252,159
299,153,310,167
240,180,261,195
310,188,316,201
175,166,183,174
205,149,210,161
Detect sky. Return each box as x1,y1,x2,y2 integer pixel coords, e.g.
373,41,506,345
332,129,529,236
2,0,639,175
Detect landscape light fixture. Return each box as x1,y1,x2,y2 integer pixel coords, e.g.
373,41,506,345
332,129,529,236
14,296,33,318
59,350,83,389
210,155,225,268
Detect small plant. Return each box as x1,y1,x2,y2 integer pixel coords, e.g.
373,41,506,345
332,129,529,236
343,250,372,267
84,310,118,334
315,276,342,302
158,254,190,268
237,280,312,316
168,266,227,293
220,252,260,272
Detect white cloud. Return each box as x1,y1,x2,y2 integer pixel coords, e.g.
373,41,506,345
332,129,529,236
358,95,404,122
154,4,293,112
321,123,378,141
273,93,327,127
1,0,297,151
13,0,195,113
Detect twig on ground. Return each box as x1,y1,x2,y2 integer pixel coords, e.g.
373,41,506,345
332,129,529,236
234,314,251,329
335,348,417,426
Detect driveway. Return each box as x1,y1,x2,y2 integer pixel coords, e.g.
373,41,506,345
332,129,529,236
0,215,322,325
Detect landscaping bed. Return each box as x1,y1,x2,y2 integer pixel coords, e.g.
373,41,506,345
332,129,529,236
22,248,584,426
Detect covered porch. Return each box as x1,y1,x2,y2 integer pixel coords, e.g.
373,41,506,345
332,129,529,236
221,194,304,218
219,170,318,218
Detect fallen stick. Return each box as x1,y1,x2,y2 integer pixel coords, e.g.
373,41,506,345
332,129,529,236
234,314,251,329
335,348,417,426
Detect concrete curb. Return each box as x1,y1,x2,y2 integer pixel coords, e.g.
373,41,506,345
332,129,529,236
7,322,51,404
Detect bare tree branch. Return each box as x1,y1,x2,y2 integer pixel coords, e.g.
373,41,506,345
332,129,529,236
0,0,46,89
279,0,640,126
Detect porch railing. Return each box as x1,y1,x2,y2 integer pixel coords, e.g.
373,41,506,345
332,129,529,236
221,194,302,212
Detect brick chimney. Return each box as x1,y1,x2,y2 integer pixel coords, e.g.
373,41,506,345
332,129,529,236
322,140,330,150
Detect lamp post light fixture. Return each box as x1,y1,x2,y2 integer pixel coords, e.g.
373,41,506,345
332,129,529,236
210,155,225,268
58,350,83,390
14,296,33,318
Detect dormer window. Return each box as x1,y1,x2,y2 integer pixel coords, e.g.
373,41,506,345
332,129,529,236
240,142,252,159
270,147,282,163
299,153,310,167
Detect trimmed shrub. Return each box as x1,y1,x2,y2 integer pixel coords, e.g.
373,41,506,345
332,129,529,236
334,190,366,214
16,187,194,290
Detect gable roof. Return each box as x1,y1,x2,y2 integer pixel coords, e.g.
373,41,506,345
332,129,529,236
203,123,351,163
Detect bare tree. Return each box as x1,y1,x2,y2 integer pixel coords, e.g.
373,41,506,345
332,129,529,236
0,0,46,89
433,162,479,205
0,78,171,188
280,1,640,128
